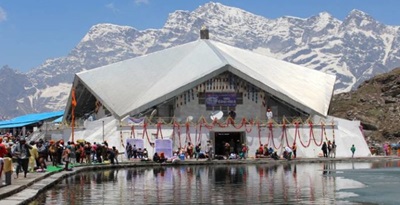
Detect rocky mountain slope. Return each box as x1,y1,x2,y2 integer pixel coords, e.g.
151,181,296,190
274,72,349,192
330,67,400,143
1,2,400,118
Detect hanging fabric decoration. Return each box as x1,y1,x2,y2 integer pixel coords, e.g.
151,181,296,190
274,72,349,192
266,122,273,147
156,122,163,139
131,125,135,139
170,121,175,142
186,122,192,144
271,126,283,150
244,119,254,133
197,123,203,143
309,122,323,146
322,123,328,142
143,123,154,147
177,123,182,149
214,118,228,128
283,123,290,147
295,123,308,148
270,122,288,150
200,116,214,130
194,124,198,144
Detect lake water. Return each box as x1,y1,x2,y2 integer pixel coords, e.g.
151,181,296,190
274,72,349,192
31,160,400,205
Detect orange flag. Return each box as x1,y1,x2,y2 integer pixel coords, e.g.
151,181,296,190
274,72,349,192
71,88,77,107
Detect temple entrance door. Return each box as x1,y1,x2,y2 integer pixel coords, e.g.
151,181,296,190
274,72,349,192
213,132,245,156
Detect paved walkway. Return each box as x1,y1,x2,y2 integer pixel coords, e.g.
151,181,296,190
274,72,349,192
0,156,399,205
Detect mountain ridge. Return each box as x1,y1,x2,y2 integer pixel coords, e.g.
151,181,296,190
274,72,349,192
330,67,400,143
1,2,400,120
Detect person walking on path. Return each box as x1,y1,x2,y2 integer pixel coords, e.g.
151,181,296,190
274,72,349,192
28,141,39,172
330,141,337,158
351,144,356,158
62,146,72,171
12,139,32,178
112,146,119,164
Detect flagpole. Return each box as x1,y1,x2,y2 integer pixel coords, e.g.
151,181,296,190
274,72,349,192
72,106,75,142
71,88,77,143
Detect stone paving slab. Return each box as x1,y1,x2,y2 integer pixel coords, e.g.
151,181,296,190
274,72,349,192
0,199,23,205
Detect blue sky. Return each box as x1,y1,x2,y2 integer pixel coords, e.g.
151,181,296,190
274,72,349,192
1,0,400,73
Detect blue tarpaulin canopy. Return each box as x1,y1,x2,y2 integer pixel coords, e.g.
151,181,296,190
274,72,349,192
0,111,64,129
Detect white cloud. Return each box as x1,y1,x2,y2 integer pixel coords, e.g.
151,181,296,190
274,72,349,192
0,7,7,22
135,0,149,5
105,3,119,13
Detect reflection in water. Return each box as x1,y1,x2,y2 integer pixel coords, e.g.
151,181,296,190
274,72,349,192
31,162,400,205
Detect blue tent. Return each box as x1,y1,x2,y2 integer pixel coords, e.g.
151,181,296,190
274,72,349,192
0,111,64,129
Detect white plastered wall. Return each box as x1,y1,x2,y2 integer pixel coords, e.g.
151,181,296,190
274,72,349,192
69,115,370,159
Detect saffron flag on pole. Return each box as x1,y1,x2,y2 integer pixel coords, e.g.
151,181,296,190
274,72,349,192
71,88,77,107
71,88,77,142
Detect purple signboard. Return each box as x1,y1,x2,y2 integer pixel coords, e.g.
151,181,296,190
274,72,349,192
155,139,173,159
125,139,144,157
205,92,236,107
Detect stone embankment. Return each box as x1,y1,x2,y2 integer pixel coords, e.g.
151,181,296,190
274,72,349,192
0,156,399,205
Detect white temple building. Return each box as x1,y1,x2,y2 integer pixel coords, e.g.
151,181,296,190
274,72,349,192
61,29,371,159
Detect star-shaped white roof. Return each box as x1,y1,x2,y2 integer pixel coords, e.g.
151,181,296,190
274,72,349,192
72,39,335,119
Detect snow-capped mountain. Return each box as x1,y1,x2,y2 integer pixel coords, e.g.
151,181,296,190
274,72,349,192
2,2,400,118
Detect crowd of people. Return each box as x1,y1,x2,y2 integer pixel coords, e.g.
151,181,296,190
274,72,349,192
321,140,337,158
175,140,214,160
126,142,149,160
0,133,121,179
0,130,378,181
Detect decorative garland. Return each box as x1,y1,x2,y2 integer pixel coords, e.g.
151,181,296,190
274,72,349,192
185,122,192,143
311,122,324,146
266,122,273,147
156,122,163,139
131,125,135,139
270,128,281,150
170,121,176,142
194,124,198,144
197,124,203,144
283,123,290,147
245,120,254,133
177,123,182,148
296,122,311,148
121,116,336,150
322,123,328,142
143,123,155,147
